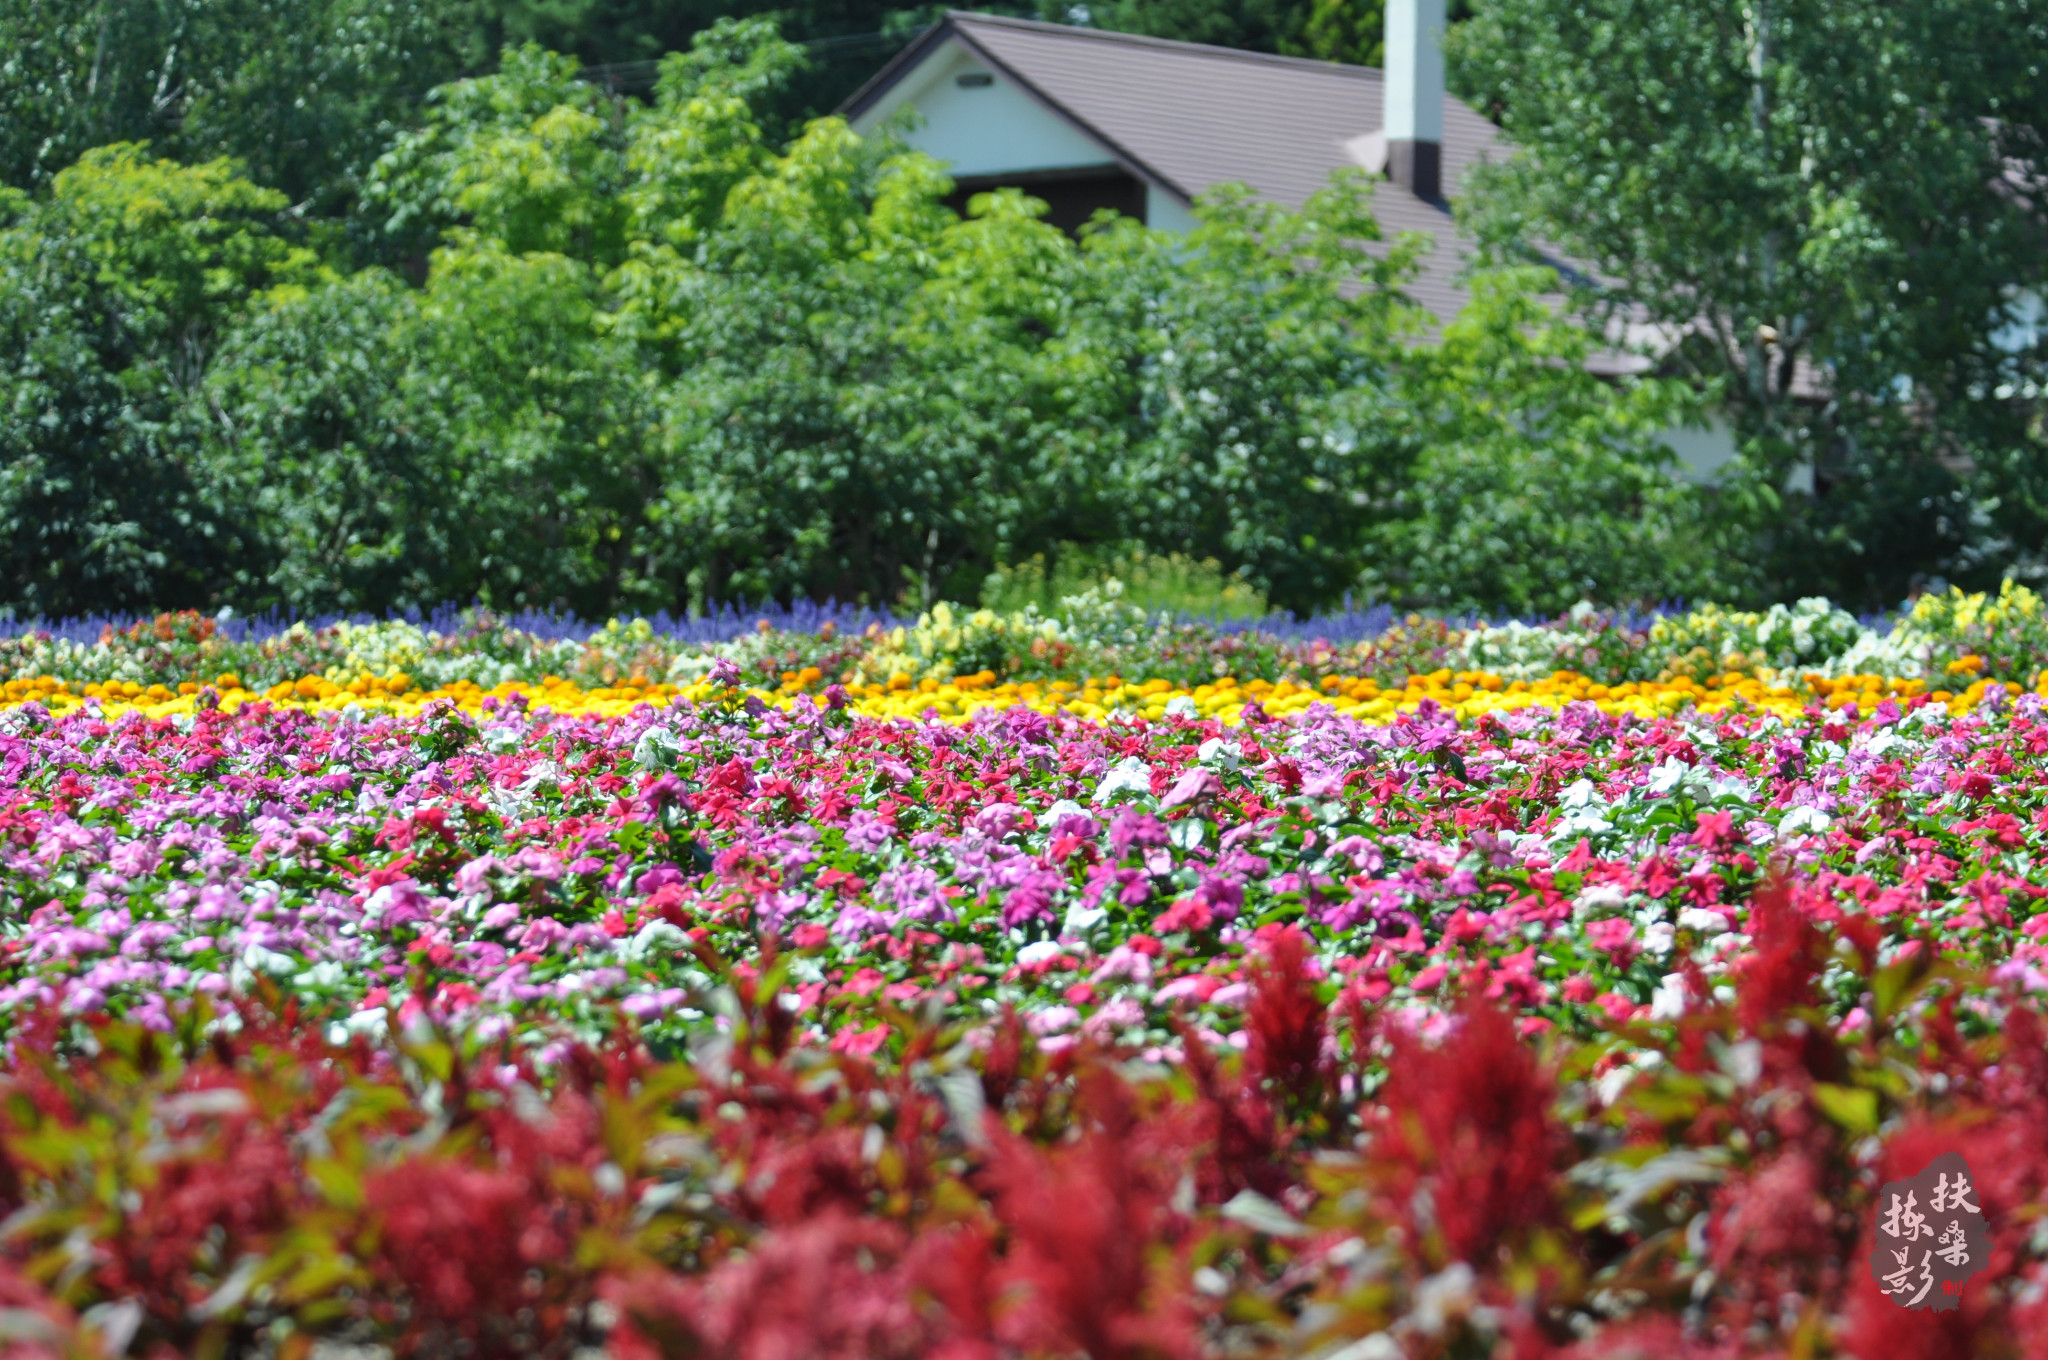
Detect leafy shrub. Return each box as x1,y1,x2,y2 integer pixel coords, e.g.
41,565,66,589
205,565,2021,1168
1,21,1735,622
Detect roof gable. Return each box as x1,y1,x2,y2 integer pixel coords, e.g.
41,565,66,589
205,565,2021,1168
841,11,1511,333
855,35,1118,180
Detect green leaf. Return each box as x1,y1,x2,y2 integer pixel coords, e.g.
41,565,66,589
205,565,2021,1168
1812,1082,1880,1135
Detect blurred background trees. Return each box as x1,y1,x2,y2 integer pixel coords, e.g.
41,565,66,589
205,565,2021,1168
2,2,2045,621
1449,0,2048,603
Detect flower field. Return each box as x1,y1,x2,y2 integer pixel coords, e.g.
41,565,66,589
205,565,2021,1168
1,588,2047,1356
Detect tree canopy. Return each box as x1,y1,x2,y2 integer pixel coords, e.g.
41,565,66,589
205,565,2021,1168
0,18,1716,620
1449,0,2048,603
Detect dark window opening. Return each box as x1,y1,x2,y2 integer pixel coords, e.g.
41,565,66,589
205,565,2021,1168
945,165,1147,237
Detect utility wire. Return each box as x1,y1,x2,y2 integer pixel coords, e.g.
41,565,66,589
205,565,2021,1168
579,29,910,92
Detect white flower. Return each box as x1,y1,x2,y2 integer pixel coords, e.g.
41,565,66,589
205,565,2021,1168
1779,805,1832,836
1560,778,1605,811
623,919,688,962
1676,906,1730,935
1650,971,1690,1019
517,761,563,798
1573,883,1630,920
1641,921,1677,957
1707,776,1755,804
342,1006,389,1041
1092,756,1153,804
1063,904,1109,934
629,726,680,769
1646,758,1706,799
1037,798,1089,829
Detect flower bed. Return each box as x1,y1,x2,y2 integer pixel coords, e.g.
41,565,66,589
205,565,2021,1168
2,591,2047,1355
2,663,2043,1055
0,902,2043,1358
4,580,2046,701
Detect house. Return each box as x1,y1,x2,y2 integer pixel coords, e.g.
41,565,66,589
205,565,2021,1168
842,3,1508,340
841,4,1748,480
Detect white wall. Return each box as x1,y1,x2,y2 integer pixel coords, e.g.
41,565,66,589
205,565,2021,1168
850,41,1115,179
1658,415,1739,484
1658,414,1816,494
1145,185,1199,234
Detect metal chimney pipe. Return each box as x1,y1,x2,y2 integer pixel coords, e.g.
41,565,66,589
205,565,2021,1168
1384,0,1445,201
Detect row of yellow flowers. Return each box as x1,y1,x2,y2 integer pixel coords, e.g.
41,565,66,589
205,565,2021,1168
1,664,2035,726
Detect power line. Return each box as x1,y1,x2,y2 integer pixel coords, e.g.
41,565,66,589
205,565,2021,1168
579,30,911,92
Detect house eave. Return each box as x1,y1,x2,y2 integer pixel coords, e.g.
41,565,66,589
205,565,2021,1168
837,14,1193,207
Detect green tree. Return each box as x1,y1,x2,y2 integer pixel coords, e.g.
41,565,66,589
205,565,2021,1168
0,147,310,615
1366,267,1734,613
1448,0,2048,604
1115,174,1422,613
623,122,1072,610
198,271,448,611
0,0,475,212
201,251,656,617
0,15,1744,620
1301,0,1384,66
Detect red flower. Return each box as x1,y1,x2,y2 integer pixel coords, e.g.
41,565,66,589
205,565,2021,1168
1375,998,1564,1265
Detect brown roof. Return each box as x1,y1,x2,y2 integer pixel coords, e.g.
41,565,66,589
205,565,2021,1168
842,11,1516,335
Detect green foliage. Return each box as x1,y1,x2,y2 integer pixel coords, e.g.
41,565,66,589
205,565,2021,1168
1048,0,1313,52
1,17,1742,620
48,145,317,384
1116,175,1420,612
0,0,473,212
199,271,450,611
365,44,641,266
0,146,314,615
1367,267,1738,614
1447,0,2048,605
1045,0,1469,71
1301,0,1385,66
981,546,1270,620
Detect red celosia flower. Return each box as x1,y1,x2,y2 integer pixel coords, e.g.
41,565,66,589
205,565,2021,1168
1735,877,1822,1033
365,1157,574,1347
607,1212,930,1360
1243,926,1328,1111
975,1076,1201,1360
1375,997,1564,1265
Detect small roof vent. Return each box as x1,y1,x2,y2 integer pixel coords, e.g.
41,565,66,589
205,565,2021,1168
956,71,995,87
1344,131,1388,176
